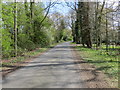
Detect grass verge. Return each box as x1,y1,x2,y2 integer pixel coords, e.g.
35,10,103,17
72,43,120,87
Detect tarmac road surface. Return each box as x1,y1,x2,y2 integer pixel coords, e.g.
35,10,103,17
2,42,84,88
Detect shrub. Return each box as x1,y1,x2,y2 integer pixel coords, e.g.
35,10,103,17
25,40,36,51
18,34,35,51
34,30,51,47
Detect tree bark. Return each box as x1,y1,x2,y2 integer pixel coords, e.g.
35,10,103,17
79,2,92,48
105,3,109,52
14,0,17,56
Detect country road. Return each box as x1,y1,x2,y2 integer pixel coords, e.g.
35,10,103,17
2,42,84,88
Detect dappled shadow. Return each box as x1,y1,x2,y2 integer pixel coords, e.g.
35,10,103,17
2,42,117,88
73,58,116,87
2,59,116,71
102,48,120,51
96,66,112,71
2,59,113,83
75,64,112,85
54,45,75,49
1,69,14,72
82,66,111,83
75,60,119,64
2,62,79,68
50,49,71,52
2,58,114,88
84,60,119,63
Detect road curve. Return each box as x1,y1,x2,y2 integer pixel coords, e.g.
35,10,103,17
2,42,84,88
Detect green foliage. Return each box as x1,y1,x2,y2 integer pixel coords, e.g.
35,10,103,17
63,29,72,41
2,29,13,58
18,34,35,51
34,30,51,47
2,3,14,27
2,2,73,58
2,3,14,58
2,2,62,58
25,40,36,51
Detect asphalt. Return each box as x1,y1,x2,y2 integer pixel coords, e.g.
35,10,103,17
2,42,84,88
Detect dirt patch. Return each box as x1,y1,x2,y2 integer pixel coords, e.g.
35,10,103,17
71,44,117,88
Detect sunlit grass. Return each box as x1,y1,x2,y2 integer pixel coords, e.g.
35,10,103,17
74,44,119,82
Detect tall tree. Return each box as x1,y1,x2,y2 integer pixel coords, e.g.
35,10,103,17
118,1,120,44
14,0,18,56
96,0,105,47
105,2,109,52
78,2,92,48
24,0,29,35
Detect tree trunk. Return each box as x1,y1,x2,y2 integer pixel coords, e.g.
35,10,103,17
24,0,29,35
81,2,92,48
117,2,120,54
105,3,109,52
71,19,76,42
30,0,34,20
75,20,80,44
78,2,85,46
30,0,35,42
97,0,105,48
14,0,17,56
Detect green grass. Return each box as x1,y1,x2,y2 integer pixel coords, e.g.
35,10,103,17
74,44,120,82
1,48,48,66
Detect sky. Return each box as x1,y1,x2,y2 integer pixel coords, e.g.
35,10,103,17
47,0,119,16
2,0,119,16
48,2,71,16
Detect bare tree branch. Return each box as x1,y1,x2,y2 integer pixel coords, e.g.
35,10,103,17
65,2,77,11
39,1,58,28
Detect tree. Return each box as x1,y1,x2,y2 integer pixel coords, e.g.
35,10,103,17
1,1,62,58
78,2,92,48
65,2,80,44
64,10,76,42
13,0,18,56
118,1,120,45
58,19,66,41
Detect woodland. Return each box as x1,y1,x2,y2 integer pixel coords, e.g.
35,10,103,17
1,0,120,86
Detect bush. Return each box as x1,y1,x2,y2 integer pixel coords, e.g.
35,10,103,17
25,40,36,51
38,35,51,47
18,34,35,51
34,31,51,47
